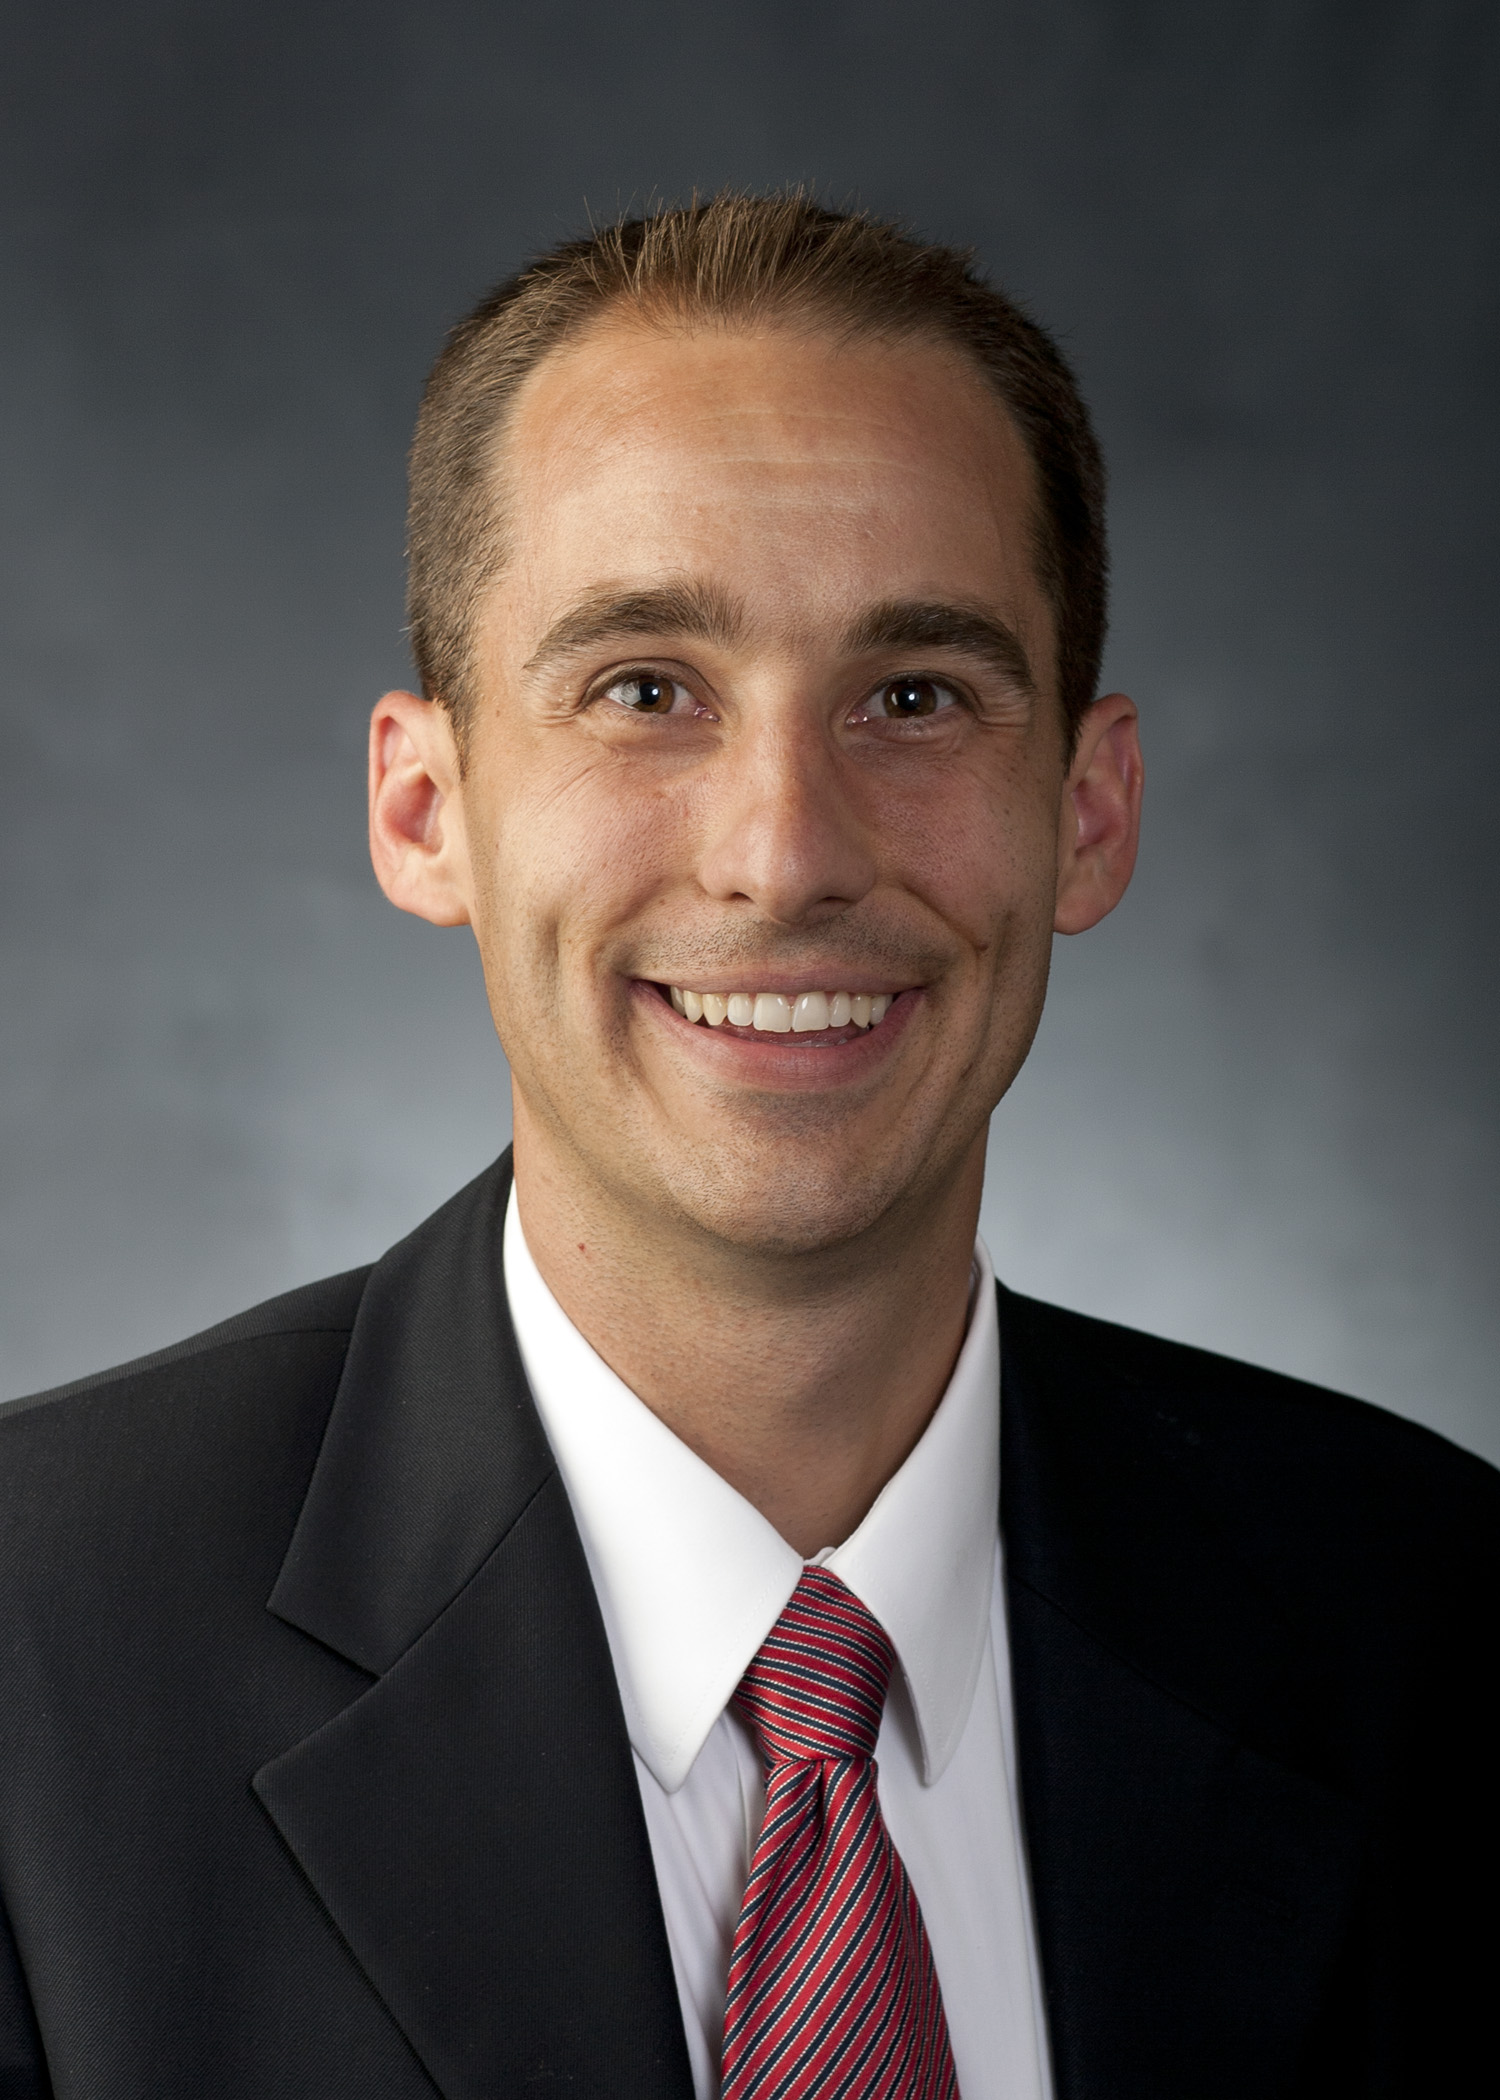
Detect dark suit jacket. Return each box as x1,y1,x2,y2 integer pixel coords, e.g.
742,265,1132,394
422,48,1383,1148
0,1152,1494,2098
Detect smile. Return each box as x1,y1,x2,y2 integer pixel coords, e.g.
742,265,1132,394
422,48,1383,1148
666,987,894,1033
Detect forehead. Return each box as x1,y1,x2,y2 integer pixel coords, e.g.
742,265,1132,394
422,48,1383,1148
489,316,1050,666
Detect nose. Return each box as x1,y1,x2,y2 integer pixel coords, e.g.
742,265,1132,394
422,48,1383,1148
695,713,878,926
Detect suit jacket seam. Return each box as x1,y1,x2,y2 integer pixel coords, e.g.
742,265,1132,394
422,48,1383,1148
267,1460,564,1678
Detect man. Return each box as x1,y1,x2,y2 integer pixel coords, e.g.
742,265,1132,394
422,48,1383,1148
0,194,1493,2100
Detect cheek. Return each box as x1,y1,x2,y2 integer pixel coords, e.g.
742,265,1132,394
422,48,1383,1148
470,745,682,978
877,768,1059,957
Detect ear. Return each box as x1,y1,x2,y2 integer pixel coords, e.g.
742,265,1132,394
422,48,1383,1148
368,691,474,927
1053,692,1144,935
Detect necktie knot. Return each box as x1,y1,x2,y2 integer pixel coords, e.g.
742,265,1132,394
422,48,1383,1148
733,1564,894,1767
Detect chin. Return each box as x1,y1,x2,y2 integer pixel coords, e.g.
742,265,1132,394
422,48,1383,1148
658,1136,932,1260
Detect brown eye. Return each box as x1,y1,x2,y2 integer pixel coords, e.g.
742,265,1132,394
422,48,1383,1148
857,677,958,722
883,679,939,717
604,673,692,715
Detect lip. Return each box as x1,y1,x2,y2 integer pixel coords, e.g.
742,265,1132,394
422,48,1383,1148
631,978,921,1091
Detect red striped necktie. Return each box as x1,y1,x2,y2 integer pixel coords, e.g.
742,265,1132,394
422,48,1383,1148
720,1564,961,2099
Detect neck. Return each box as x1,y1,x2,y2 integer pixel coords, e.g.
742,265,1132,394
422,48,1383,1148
510,1114,985,1558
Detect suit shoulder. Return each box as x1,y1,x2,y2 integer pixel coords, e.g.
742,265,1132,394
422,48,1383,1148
0,1266,374,1608
998,1283,1500,1521
0,1265,372,1432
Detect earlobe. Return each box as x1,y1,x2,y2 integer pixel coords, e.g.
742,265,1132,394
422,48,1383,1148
1053,693,1144,936
367,690,474,928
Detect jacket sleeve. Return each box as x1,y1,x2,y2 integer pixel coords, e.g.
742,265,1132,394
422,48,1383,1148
0,1895,49,2100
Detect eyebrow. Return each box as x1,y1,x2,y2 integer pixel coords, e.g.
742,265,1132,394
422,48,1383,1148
522,581,1036,695
842,599,1036,693
523,580,746,674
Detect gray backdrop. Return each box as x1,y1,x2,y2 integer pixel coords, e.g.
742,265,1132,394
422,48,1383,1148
4,0,1496,1464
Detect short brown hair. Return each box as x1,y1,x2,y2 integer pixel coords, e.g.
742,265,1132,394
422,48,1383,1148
407,191,1107,750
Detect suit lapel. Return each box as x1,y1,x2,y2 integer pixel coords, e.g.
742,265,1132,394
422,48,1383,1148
999,1285,1363,2100
253,1155,694,2100
252,1158,1364,2097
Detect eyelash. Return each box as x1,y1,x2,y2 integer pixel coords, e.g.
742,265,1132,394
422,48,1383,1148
849,677,963,725
596,669,703,717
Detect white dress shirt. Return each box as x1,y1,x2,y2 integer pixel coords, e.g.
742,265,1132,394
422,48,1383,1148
504,1187,1054,2100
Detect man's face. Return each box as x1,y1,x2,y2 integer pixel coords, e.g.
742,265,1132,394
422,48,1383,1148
440,320,1107,1256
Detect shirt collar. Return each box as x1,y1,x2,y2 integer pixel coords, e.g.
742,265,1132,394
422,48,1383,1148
503,1185,999,1792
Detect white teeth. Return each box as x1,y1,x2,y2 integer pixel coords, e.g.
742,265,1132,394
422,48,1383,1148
667,986,899,1030
754,992,793,1033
